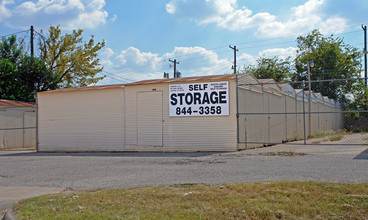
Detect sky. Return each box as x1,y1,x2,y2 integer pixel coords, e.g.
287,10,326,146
0,0,367,85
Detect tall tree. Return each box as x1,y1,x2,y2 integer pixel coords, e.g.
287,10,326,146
0,35,24,62
15,56,58,101
0,35,57,102
38,25,106,88
292,30,362,103
242,56,292,82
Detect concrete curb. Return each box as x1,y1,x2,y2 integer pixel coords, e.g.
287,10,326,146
1,209,17,220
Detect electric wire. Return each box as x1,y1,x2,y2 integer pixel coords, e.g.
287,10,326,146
0,30,29,39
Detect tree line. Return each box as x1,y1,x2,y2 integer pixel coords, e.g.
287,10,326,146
0,27,366,111
242,29,366,111
0,25,105,102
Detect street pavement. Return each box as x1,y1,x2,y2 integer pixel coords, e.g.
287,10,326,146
1,143,368,215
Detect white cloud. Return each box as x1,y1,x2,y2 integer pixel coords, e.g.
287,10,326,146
163,46,232,75
100,47,115,67
318,17,348,35
116,47,163,70
0,0,108,30
255,0,347,38
166,0,275,30
0,0,13,21
101,46,233,84
238,53,257,66
166,0,236,24
258,47,297,60
166,0,348,37
217,8,275,31
110,14,117,22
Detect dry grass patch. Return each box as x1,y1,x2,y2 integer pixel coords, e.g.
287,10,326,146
310,130,353,142
14,181,368,220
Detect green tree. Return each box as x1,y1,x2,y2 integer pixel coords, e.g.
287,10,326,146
38,25,106,88
292,29,362,103
15,56,58,101
0,58,17,100
0,35,57,102
0,35,24,62
0,56,57,102
242,56,292,82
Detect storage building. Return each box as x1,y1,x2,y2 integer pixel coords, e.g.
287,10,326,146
37,74,343,152
0,99,36,149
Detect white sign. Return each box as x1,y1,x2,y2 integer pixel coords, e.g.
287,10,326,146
169,81,229,116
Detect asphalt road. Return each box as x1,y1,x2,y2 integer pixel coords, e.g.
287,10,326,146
1,143,368,213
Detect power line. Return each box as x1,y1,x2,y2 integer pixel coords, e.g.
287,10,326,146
101,71,134,83
0,30,29,39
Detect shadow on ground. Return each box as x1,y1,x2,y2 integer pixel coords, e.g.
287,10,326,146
354,149,368,160
0,149,226,158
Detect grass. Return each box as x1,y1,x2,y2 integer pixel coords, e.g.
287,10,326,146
329,133,343,141
310,130,353,142
14,181,368,220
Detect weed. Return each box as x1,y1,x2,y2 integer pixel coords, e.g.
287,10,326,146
14,182,368,220
329,134,343,141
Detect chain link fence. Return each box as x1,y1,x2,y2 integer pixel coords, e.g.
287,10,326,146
0,105,36,150
237,77,368,148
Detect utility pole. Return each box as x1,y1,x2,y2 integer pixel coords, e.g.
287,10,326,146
169,59,179,78
362,25,367,87
229,45,238,74
30,25,34,58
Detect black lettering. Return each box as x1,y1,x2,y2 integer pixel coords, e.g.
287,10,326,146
210,91,219,104
185,93,193,105
170,94,177,105
193,92,201,104
203,84,208,90
219,91,227,104
177,93,185,105
194,84,199,90
189,85,193,91
202,92,210,104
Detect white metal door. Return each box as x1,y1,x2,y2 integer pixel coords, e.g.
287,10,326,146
137,91,163,147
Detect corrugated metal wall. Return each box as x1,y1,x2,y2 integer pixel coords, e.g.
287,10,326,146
37,74,346,152
0,107,35,149
124,80,238,152
38,78,238,152
238,80,344,148
38,88,125,152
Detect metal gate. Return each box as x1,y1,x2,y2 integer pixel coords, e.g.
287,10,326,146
0,105,36,149
237,77,368,147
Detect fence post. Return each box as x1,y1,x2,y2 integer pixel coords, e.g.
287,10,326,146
236,74,239,147
302,80,307,145
36,94,39,151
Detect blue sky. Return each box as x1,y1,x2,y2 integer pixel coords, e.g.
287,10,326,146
0,0,367,84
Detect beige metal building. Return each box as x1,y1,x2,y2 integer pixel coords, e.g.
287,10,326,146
38,75,242,152
0,100,36,149
37,74,344,152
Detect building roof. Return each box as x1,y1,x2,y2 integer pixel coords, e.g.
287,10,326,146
258,79,274,83
39,84,125,94
38,74,242,94
0,99,35,107
125,74,240,86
